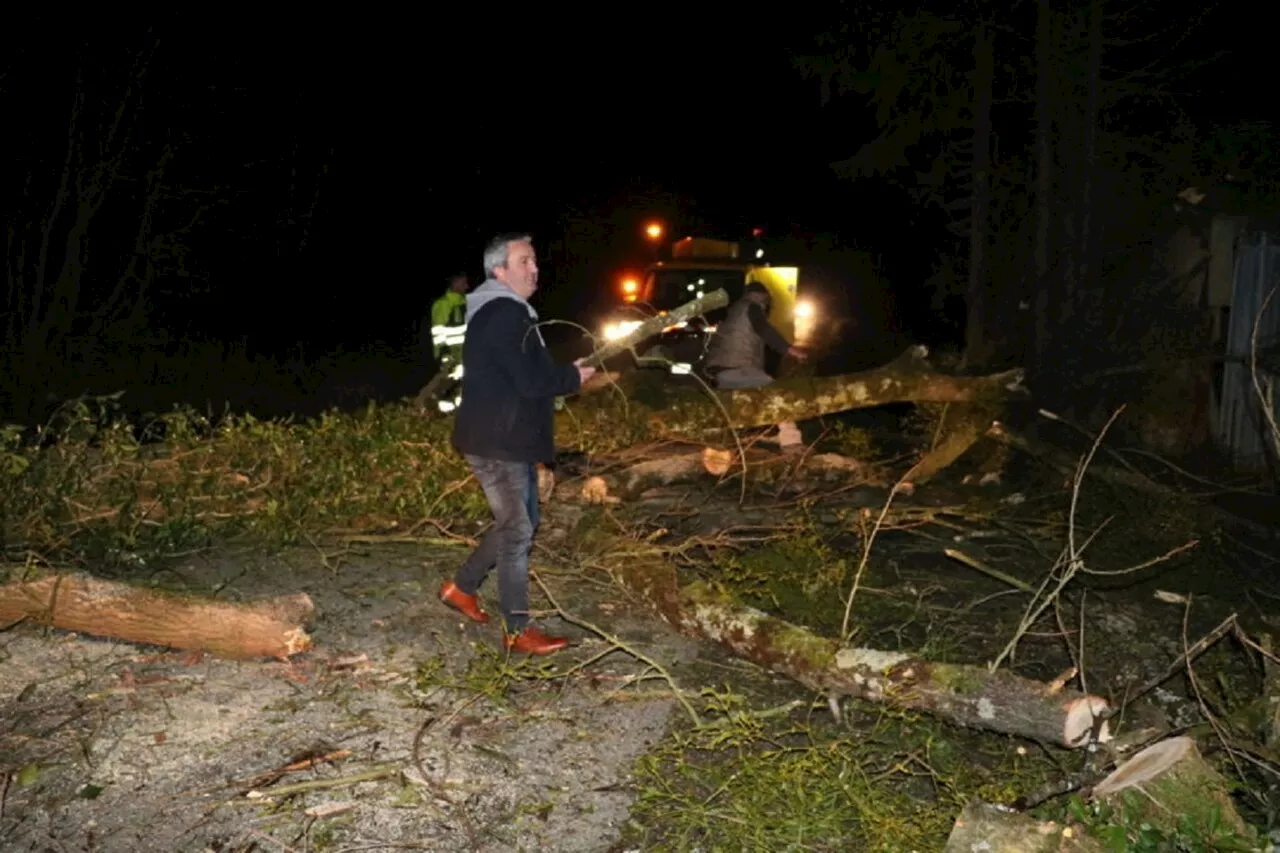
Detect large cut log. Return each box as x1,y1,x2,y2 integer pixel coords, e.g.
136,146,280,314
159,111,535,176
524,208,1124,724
943,800,1103,852
943,737,1259,850
562,445,883,503
578,288,730,368
0,572,314,660
603,549,1112,749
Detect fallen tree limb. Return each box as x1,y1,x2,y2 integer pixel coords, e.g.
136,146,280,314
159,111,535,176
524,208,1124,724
602,549,1112,749
578,288,730,369
989,423,1276,537
0,572,314,660
662,346,1025,431
560,346,1025,448
906,403,1001,486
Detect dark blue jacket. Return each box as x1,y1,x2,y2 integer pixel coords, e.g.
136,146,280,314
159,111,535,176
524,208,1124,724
451,298,580,463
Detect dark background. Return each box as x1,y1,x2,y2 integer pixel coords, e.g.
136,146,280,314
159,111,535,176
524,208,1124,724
2,6,1274,421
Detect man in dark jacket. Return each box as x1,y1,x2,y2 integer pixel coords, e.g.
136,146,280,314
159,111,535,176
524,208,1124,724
439,233,595,655
702,282,807,387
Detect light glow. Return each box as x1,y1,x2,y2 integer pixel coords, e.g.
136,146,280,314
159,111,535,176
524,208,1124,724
603,319,644,341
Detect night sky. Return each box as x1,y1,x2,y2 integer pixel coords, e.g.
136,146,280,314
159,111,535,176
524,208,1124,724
4,8,1271,359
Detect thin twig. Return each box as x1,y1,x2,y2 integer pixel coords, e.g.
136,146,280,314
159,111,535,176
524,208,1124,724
531,573,703,726
943,548,1034,593
989,409,1123,672
1125,613,1238,706
244,764,400,799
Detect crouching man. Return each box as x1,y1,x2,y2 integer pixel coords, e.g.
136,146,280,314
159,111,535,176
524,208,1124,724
701,282,808,446
438,233,595,654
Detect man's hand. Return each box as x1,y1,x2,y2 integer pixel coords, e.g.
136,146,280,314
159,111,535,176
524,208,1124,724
786,345,809,362
574,358,597,385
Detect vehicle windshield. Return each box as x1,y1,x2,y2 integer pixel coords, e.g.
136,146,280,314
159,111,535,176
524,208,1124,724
649,268,745,313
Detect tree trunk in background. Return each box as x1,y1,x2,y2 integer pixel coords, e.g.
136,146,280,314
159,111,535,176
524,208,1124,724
964,23,995,369
1032,0,1055,371
1057,8,1079,329
1078,0,1102,294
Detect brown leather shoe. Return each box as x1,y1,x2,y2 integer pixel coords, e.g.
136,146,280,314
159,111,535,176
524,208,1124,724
503,624,569,655
439,581,489,623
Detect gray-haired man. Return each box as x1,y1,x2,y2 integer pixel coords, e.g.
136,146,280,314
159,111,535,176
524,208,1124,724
438,233,595,654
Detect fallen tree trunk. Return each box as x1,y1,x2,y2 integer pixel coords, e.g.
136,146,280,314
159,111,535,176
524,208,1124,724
0,572,314,660
602,548,1112,749
560,346,1025,447
943,736,1258,850
661,346,1024,431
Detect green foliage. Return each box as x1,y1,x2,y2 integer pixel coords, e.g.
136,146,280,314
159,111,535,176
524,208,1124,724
903,402,952,451
825,421,876,459
1064,792,1260,852
623,689,1059,852
1,395,487,567
710,514,850,631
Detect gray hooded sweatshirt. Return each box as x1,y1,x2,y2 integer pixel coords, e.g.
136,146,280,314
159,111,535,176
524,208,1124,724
466,278,545,345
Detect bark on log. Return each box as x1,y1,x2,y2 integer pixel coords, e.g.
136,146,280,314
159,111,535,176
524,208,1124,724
660,346,1024,431
0,572,314,660
944,800,1103,852
579,288,730,368
560,346,1025,446
604,551,1113,749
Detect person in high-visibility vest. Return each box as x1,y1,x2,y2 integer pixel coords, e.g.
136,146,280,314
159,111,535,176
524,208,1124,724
425,274,469,411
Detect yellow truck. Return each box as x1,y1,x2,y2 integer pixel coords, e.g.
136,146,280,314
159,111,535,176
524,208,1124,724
599,236,818,372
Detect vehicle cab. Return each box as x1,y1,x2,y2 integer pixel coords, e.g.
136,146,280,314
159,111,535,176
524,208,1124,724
599,235,815,373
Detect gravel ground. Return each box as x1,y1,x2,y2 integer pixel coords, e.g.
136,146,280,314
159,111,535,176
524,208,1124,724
0,532,716,853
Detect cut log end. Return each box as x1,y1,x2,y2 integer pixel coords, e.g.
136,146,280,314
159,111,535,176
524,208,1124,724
1089,735,1256,843
701,446,734,477
1091,736,1193,797
580,476,617,504
1063,695,1112,746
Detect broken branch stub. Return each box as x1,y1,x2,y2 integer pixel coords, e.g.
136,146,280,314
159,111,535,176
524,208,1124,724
0,572,314,660
943,736,1258,850
1090,736,1255,840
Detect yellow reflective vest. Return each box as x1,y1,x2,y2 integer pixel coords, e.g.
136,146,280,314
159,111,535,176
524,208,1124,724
430,292,467,359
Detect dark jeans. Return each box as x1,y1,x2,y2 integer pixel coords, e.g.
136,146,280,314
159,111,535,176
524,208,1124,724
453,454,540,633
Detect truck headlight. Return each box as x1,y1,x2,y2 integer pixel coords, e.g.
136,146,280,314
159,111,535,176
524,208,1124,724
603,320,643,341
